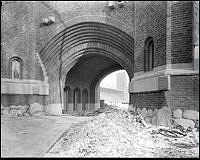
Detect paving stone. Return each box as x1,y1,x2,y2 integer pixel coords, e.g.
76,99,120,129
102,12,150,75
173,109,183,119
183,110,199,120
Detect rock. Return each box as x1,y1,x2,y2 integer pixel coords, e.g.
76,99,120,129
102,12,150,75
10,110,18,117
23,112,30,117
141,108,147,118
183,110,199,120
136,108,142,114
144,117,152,123
174,118,195,129
147,109,153,117
151,116,157,125
17,110,25,117
2,107,10,116
29,103,43,115
10,105,21,110
156,107,172,127
153,109,158,116
20,105,29,113
173,109,182,119
46,104,62,116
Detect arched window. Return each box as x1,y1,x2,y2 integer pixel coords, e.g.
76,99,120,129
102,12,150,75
144,37,154,72
9,57,23,79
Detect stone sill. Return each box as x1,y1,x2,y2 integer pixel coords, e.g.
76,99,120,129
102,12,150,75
1,78,49,95
129,75,170,93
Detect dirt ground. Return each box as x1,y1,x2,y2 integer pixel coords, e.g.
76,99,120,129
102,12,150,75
1,115,92,157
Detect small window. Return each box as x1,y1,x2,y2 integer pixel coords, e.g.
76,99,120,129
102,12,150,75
144,37,154,72
10,57,23,79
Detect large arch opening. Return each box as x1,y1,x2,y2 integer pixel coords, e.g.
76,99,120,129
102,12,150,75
100,70,129,110
39,21,134,113
64,54,131,113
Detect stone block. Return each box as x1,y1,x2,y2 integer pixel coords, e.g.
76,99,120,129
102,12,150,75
46,103,62,116
147,109,153,117
183,110,199,120
156,106,171,127
29,103,43,115
141,108,147,118
173,109,183,119
174,118,195,129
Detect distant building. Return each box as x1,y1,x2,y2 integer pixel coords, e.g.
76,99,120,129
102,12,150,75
100,71,129,107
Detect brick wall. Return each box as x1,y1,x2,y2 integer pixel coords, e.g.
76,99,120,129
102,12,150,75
1,94,47,107
165,75,199,111
36,1,135,54
171,1,193,64
130,75,199,112
134,1,167,72
1,2,44,80
130,91,167,110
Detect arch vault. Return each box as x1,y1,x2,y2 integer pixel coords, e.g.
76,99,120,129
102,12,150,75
39,21,134,113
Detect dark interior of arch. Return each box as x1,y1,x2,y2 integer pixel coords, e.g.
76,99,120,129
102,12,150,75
64,53,126,112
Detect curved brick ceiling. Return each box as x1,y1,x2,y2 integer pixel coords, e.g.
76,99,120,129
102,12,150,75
39,22,134,78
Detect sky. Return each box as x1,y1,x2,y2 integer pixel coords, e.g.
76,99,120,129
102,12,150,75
100,70,129,90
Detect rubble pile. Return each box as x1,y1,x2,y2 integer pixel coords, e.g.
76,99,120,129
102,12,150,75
1,103,45,117
45,106,199,158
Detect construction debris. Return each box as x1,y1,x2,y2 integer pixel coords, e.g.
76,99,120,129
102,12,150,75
45,106,199,158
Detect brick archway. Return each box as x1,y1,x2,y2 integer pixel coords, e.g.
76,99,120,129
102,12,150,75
39,21,134,110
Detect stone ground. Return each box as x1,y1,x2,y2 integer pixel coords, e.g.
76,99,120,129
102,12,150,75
1,115,92,157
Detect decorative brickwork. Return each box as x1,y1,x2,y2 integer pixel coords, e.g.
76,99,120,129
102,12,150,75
1,2,199,113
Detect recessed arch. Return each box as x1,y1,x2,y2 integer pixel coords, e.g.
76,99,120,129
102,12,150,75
144,37,154,72
39,22,134,80
82,89,88,111
9,57,23,79
73,87,81,111
39,21,134,109
63,86,72,113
